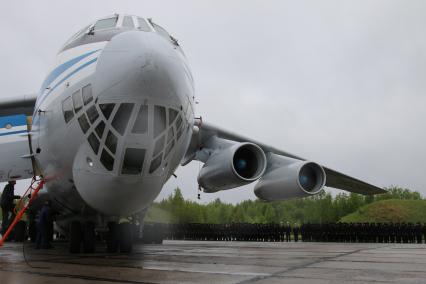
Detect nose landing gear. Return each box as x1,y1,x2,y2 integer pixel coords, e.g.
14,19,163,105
69,221,96,253
68,221,134,254
106,222,133,253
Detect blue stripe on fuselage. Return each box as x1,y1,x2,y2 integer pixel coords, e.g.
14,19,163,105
0,114,27,128
35,58,98,109
0,130,27,137
39,49,100,93
50,58,98,93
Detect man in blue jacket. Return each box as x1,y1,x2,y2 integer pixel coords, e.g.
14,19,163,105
35,200,53,249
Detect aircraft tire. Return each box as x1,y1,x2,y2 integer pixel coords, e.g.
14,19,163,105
119,223,133,253
69,221,82,253
14,221,27,242
107,222,119,253
83,221,95,253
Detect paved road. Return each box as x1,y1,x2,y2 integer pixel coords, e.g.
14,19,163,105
1,241,426,283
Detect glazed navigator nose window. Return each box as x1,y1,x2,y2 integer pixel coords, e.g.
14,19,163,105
72,90,83,113
112,103,134,135
121,148,146,175
99,104,115,120
153,106,166,138
100,149,114,171
62,96,74,123
132,105,148,134
82,84,93,105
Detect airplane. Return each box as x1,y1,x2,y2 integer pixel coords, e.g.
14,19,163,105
0,14,385,253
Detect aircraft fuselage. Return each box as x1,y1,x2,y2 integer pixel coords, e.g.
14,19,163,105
31,15,195,218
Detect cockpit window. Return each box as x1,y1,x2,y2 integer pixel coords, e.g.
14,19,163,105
65,24,91,46
137,18,151,32
94,17,118,31
122,16,134,28
122,148,146,175
153,106,166,138
151,22,170,40
150,20,179,46
62,97,74,123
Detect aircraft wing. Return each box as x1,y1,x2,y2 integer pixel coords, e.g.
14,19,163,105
184,120,385,196
0,95,37,182
0,94,37,116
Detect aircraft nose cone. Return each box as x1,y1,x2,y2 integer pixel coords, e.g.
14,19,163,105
94,30,184,104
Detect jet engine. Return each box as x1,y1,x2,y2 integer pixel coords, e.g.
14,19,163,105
254,154,326,200
197,141,267,192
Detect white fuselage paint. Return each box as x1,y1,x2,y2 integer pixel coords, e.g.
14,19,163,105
31,23,195,219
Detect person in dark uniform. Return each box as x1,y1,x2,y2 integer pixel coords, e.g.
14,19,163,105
415,223,422,244
35,200,53,249
285,222,291,242
1,180,19,235
293,224,299,242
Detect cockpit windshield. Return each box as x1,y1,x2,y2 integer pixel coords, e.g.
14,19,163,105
94,16,118,31
149,20,179,47
61,15,183,54
150,22,170,39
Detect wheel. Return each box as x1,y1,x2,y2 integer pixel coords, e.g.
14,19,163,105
119,223,133,253
83,222,95,253
14,221,26,242
69,221,82,253
107,222,119,253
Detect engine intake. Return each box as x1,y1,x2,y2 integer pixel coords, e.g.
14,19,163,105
198,142,266,192
254,154,325,200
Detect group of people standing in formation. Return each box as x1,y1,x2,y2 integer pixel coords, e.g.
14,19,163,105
162,222,426,243
2,181,426,245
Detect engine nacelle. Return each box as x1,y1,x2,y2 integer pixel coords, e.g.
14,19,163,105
198,142,267,192
254,154,326,200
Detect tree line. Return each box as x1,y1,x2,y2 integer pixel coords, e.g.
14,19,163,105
145,186,422,224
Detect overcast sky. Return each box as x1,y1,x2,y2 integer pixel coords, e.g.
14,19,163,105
1,1,425,204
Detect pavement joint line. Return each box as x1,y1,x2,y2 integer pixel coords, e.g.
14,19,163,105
323,259,426,264
19,259,145,270
0,267,155,284
267,274,394,283
27,256,291,273
235,244,391,284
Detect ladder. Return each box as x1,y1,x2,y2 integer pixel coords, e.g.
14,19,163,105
0,178,45,246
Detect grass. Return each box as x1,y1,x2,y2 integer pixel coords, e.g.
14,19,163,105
340,199,426,223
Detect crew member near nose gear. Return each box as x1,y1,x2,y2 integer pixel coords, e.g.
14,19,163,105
36,200,53,249
0,180,19,236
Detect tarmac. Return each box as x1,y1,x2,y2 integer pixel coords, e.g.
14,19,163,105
1,241,426,284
